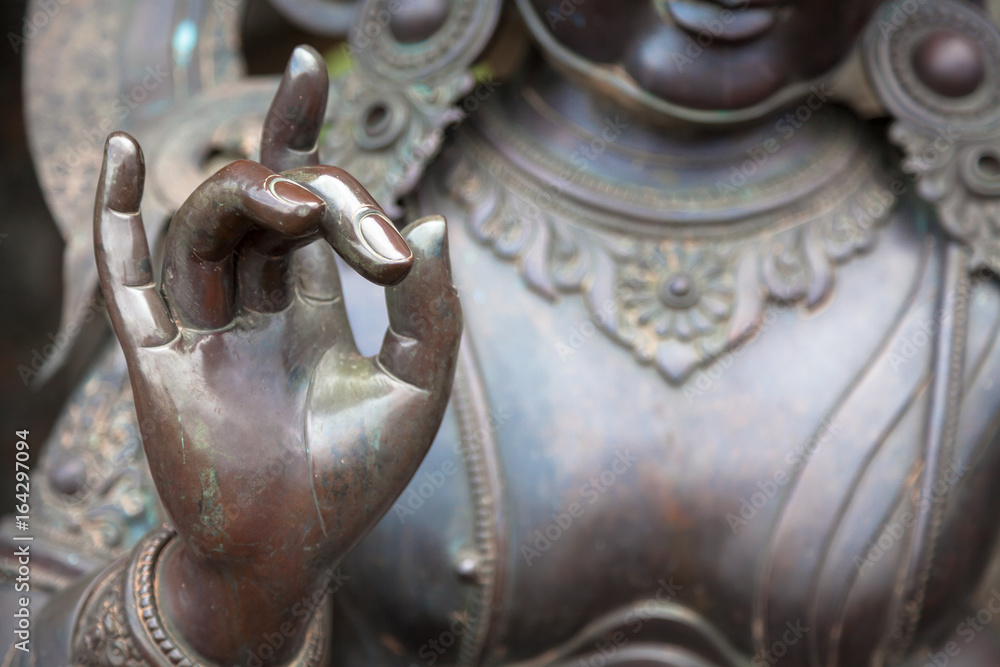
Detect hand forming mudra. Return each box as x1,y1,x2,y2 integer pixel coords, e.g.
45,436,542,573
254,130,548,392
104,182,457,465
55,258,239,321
92,45,462,665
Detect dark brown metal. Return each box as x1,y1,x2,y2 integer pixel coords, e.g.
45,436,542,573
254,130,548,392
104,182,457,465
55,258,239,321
912,29,986,98
10,1,1000,667
87,115,460,663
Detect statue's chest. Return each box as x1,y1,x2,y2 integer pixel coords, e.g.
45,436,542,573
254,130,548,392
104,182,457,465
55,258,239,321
339,203,1000,665
446,212,956,659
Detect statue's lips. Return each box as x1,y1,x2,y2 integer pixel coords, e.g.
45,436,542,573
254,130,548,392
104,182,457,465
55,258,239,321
663,0,779,42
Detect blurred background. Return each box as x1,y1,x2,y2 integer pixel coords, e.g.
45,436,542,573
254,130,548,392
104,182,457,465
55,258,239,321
0,0,340,515
0,0,70,517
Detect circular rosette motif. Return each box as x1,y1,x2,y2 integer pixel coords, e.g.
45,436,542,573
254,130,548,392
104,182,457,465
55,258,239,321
616,243,736,382
865,0,1000,277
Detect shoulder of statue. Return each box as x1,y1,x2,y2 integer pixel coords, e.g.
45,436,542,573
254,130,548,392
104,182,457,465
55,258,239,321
859,3,1000,658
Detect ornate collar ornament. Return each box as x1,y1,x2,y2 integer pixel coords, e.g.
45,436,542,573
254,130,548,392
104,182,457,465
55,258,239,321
443,99,900,384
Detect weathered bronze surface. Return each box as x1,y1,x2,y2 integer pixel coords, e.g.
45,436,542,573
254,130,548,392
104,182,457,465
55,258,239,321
7,0,1000,666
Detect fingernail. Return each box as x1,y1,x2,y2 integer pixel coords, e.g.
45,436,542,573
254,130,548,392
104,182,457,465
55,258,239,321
269,176,324,210
358,211,412,263
104,132,143,213
287,45,324,79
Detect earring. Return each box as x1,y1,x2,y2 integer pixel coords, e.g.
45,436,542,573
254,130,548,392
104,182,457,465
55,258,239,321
865,0,1000,274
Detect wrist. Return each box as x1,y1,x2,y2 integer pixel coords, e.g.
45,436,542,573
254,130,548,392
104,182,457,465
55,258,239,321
159,530,331,667
72,526,331,667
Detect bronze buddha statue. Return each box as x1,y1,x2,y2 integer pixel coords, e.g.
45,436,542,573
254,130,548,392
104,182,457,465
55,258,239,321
6,0,1000,665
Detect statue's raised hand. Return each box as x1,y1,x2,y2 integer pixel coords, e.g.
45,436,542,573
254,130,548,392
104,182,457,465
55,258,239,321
93,46,462,665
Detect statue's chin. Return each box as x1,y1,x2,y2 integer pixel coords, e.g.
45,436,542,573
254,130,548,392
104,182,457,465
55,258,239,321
621,29,791,111
515,0,849,124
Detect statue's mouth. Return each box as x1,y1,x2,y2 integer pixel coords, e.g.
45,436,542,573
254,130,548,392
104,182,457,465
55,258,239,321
661,0,780,42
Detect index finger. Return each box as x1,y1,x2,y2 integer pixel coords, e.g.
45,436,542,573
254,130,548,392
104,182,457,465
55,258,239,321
283,165,413,287
162,160,326,330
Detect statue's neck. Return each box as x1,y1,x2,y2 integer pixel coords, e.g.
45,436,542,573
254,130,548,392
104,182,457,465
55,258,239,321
463,61,879,229
513,63,813,159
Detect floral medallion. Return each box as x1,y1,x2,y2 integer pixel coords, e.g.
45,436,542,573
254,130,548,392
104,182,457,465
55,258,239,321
616,244,737,379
